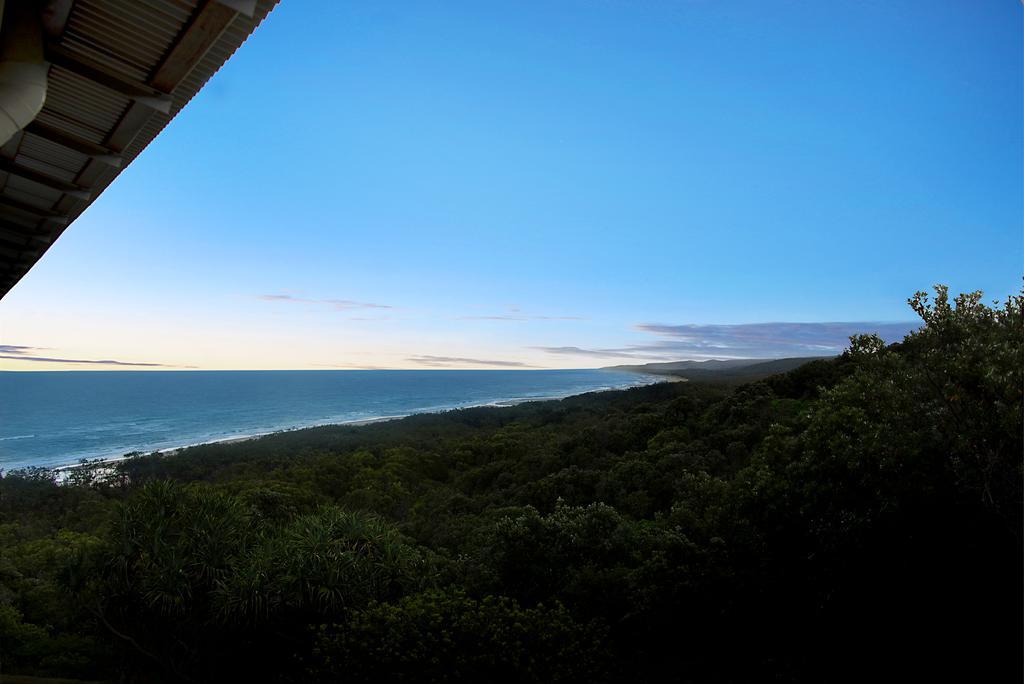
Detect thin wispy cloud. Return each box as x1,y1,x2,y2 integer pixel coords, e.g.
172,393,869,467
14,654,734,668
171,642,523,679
0,345,39,354
257,294,392,311
324,299,391,311
407,355,539,368
532,346,642,359
634,321,916,356
536,321,918,362
0,345,193,368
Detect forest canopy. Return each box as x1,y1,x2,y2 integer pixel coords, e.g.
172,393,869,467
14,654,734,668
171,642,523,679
1,285,1021,682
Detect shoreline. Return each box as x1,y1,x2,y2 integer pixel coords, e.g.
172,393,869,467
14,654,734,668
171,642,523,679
50,377,665,473
53,414,412,473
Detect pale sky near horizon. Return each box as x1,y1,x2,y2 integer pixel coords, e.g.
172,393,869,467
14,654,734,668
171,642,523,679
0,0,1021,371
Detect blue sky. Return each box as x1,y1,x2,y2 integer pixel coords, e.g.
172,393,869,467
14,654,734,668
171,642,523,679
1,0,1021,369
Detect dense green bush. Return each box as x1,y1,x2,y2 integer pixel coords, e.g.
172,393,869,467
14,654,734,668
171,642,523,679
310,588,609,682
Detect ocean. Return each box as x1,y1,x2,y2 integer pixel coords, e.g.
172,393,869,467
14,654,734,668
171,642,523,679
0,369,656,471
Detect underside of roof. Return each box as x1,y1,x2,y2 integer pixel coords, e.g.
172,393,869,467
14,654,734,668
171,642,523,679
0,0,278,299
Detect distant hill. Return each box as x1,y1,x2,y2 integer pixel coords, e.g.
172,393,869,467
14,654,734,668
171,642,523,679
607,356,833,382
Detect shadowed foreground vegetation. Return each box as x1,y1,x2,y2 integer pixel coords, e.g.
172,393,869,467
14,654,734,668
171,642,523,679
1,286,1021,682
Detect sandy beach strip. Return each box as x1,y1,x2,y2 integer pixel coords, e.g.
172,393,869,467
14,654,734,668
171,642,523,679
51,378,667,475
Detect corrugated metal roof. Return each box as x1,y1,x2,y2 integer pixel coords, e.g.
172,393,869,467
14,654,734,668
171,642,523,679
64,0,197,82
45,67,133,133
0,0,279,298
17,139,87,182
